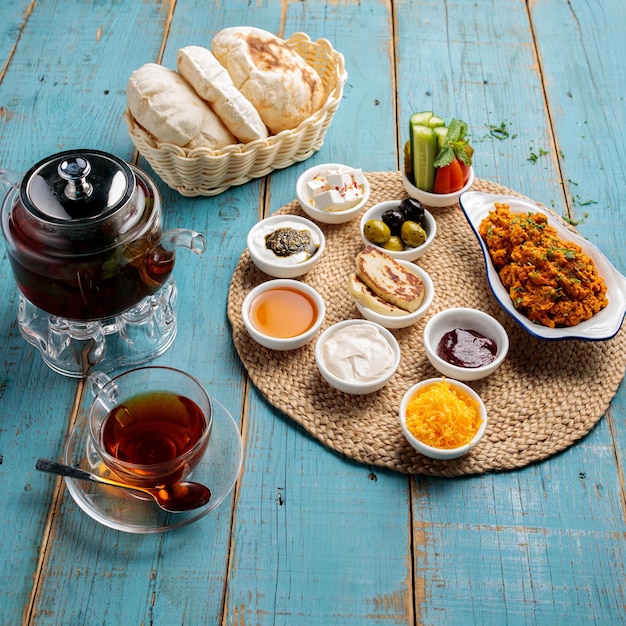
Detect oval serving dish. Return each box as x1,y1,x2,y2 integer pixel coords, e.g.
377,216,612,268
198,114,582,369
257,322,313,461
460,191,626,341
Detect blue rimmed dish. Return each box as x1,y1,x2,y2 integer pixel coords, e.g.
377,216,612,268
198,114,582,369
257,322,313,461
460,191,626,341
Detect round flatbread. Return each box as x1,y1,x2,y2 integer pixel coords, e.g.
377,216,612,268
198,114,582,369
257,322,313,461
211,26,326,134
126,62,235,149
177,46,268,144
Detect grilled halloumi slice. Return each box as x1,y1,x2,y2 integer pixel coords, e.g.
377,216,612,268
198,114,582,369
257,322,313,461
355,246,425,313
348,273,408,317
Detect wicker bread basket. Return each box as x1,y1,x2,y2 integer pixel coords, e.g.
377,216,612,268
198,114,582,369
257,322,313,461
124,33,347,197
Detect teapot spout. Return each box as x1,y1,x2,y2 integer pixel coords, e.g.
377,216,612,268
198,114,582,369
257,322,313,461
159,229,206,255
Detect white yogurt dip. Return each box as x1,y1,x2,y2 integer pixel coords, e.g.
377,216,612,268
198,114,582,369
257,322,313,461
251,219,322,265
306,167,366,212
320,322,396,382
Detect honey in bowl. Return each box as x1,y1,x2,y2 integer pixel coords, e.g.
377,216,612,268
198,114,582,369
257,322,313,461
249,286,318,338
100,390,208,486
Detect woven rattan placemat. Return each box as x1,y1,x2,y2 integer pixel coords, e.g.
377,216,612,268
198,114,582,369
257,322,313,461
227,172,626,476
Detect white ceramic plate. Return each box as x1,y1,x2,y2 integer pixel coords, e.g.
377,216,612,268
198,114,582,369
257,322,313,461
460,191,626,341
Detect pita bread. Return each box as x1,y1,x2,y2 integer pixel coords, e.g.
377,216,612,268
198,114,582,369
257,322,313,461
126,62,235,149
184,106,238,150
211,27,326,134
177,46,268,144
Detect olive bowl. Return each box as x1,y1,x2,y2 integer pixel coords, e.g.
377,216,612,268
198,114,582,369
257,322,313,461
359,200,436,262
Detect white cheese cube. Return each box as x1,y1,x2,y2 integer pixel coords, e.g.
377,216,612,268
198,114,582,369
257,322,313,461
314,189,343,210
350,168,365,187
307,176,327,196
326,171,351,190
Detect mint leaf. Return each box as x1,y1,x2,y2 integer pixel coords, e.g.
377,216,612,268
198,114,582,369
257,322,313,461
446,118,467,143
434,145,455,167
434,118,472,168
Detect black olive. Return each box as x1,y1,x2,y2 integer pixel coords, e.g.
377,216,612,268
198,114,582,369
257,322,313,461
380,208,405,236
400,198,425,224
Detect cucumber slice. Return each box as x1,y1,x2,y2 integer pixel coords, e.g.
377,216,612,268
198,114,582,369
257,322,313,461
410,123,437,192
428,115,446,128
434,126,448,154
409,111,433,127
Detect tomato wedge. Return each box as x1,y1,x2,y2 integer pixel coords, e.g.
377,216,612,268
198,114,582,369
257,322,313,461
433,158,465,194
459,161,471,184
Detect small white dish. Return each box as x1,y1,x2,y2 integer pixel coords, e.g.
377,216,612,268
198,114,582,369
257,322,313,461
423,307,509,381
401,166,474,208
296,163,370,224
460,190,626,341
247,214,325,279
242,279,325,350
399,377,487,460
360,200,436,261
353,261,435,329
315,319,400,394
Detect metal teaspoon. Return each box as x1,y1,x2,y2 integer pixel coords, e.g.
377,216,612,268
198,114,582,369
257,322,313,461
35,458,212,513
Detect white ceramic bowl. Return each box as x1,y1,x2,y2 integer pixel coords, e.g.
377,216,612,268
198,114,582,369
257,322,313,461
353,261,435,329
401,166,474,208
242,279,325,350
360,200,436,261
399,377,488,460
315,319,401,394
296,163,371,224
246,214,325,279
423,307,509,381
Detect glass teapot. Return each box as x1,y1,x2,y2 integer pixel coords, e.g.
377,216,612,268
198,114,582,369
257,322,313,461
1,149,205,376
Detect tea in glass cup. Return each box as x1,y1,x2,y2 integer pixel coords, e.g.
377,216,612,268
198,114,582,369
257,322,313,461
88,367,213,489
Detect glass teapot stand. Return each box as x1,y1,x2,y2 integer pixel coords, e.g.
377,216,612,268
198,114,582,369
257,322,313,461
17,278,178,377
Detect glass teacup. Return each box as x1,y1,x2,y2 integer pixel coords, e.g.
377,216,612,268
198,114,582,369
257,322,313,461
87,367,213,489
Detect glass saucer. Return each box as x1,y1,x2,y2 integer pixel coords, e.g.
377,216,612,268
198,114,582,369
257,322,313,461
63,396,243,533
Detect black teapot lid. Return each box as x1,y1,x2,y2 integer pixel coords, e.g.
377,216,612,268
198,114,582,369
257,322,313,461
21,149,135,224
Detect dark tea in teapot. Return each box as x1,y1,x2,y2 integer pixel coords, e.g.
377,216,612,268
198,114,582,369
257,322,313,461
3,153,175,320
1,150,205,376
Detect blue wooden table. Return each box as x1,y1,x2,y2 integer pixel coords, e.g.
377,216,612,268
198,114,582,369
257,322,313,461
1,1,625,624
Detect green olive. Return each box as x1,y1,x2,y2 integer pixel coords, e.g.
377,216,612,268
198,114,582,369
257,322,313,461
400,220,427,248
383,235,405,251
364,219,391,244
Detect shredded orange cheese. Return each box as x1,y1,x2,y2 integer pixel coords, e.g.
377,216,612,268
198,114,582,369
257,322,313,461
405,380,482,449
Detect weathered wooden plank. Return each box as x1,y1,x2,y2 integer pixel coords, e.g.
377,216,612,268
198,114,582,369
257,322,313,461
393,0,626,623
0,1,32,76
169,1,415,624
396,0,563,207
0,1,197,625
530,0,626,270
0,0,101,621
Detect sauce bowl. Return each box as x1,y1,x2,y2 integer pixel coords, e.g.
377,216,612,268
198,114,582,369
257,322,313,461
242,279,325,350
247,214,325,279
315,319,400,394
423,307,509,381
